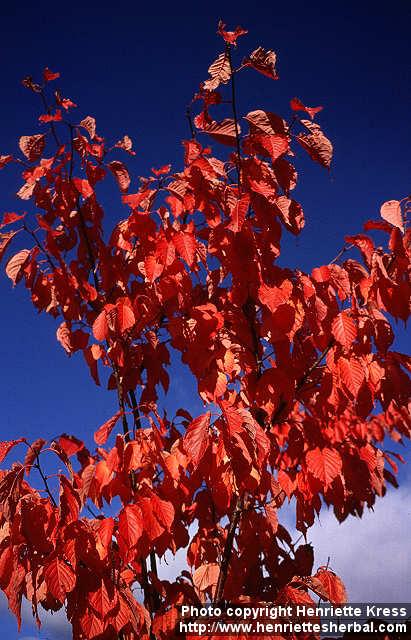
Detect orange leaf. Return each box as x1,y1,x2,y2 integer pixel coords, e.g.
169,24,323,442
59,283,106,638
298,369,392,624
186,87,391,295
192,563,219,600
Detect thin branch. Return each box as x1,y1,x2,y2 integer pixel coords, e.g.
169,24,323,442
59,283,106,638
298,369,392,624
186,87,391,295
296,340,334,392
185,106,196,139
40,89,61,148
23,222,56,272
329,243,353,265
214,494,244,603
34,458,57,508
129,388,143,440
270,340,335,427
227,44,242,188
75,197,101,293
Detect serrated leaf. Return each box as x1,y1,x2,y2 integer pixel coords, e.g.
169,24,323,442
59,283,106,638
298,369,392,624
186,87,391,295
183,411,211,465
243,47,278,80
5,249,31,285
306,447,342,486
297,121,333,169
173,230,196,266
94,411,122,445
19,134,45,162
380,199,404,233
44,557,76,603
203,52,231,91
339,356,365,398
0,439,25,464
332,312,357,348
192,563,219,599
109,160,130,192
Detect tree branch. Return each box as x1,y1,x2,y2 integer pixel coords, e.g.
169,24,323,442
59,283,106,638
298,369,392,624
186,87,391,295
227,44,242,188
214,494,244,603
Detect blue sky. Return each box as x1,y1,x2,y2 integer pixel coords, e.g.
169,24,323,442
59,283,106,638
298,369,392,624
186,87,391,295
0,0,410,636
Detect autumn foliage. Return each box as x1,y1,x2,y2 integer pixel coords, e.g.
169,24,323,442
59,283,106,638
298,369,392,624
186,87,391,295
0,21,410,640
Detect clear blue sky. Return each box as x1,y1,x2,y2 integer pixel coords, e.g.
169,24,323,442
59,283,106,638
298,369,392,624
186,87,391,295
0,0,410,637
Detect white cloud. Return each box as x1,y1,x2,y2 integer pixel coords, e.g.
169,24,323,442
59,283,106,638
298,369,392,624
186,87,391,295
294,486,411,602
157,487,411,604
1,487,410,637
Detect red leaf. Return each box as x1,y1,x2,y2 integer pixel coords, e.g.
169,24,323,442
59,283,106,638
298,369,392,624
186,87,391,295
274,196,305,234
0,231,18,263
83,346,101,386
183,411,211,465
39,110,62,123
92,305,115,341
60,476,81,524
94,411,122,445
116,299,135,333
0,155,13,169
0,439,25,464
56,322,73,354
118,504,143,553
243,47,279,80
312,568,347,604
19,134,45,162
306,447,342,486
57,434,84,457
311,265,330,282
339,356,365,398
297,120,333,169
44,557,76,603
43,68,60,82
217,20,248,45
79,116,96,139
0,213,25,229
331,312,357,349
23,438,46,475
192,563,219,599
5,249,31,285
173,230,196,266
226,191,250,232
259,279,293,313
380,199,404,233
198,117,239,147
265,502,278,533
89,577,117,618
109,160,130,192
151,164,171,176
243,133,289,163
72,178,94,199
290,97,323,120
244,110,287,136
139,255,164,283
203,52,231,91
115,135,136,155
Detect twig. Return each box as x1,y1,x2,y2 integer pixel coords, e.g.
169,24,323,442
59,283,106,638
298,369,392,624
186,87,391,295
40,89,61,148
214,494,244,603
329,243,353,265
185,106,196,139
23,222,56,272
270,340,334,427
227,44,242,188
34,458,57,508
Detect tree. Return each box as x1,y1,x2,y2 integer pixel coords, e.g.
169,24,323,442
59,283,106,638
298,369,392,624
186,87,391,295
0,20,410,640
